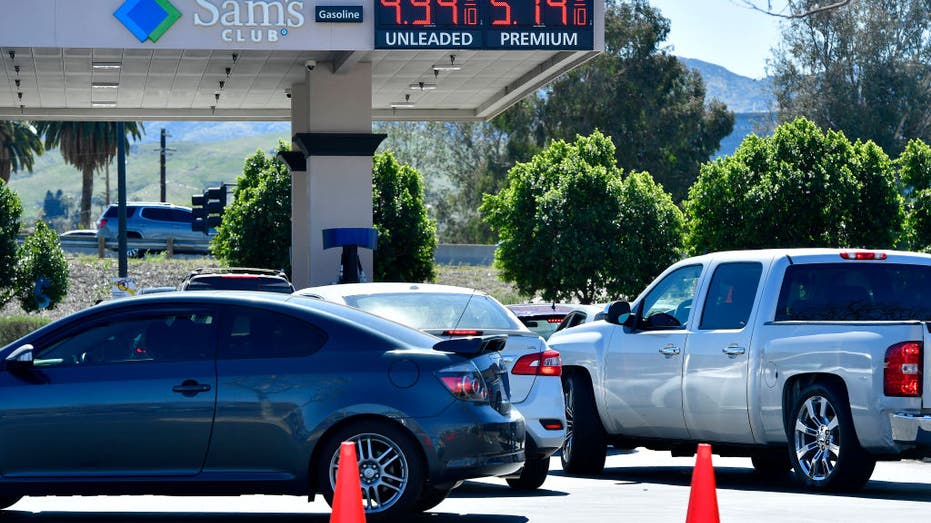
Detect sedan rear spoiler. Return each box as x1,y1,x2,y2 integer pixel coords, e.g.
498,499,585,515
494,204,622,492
433,335,507,356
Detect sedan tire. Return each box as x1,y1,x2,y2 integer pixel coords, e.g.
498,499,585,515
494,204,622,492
505,455,550,490
414,486,452,512
318,421,426,519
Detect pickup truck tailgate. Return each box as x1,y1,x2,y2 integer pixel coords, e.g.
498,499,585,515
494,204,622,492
925,323,931,409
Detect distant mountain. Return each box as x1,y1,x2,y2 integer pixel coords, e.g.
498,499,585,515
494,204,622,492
678,57,778,158
679,57,775,114
137,121,290,143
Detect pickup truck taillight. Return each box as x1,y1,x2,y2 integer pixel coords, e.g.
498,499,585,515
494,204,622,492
884,341,923,397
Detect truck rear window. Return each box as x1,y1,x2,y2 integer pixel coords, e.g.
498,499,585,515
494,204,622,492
775,263,931,321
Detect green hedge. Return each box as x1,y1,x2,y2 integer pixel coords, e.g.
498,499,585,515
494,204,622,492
0,316,50,347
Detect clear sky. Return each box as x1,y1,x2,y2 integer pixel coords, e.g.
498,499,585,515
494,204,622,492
647,0,784,79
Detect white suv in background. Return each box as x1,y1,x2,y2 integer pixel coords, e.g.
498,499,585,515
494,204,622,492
95,202,211,256
294,282,566,490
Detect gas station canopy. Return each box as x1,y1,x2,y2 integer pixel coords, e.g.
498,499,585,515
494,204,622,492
0,0,604,121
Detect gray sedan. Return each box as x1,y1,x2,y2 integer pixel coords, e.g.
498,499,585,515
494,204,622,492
0,292,525,519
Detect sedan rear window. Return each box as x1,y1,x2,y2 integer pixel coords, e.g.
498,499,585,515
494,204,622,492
185,275,294,293
343,292,522,331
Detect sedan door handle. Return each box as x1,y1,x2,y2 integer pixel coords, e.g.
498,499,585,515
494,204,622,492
722,345,746,357
172,379,211,396
658,345,681,357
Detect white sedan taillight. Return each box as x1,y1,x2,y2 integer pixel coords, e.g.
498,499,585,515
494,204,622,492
511,349,562,376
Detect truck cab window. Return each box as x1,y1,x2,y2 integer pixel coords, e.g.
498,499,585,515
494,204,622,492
700,262,763,330
639,264,703,329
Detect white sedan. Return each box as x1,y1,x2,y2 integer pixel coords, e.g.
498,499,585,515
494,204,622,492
294,282,566,490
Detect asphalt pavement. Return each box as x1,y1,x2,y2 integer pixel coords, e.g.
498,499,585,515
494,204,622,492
4,448,931,522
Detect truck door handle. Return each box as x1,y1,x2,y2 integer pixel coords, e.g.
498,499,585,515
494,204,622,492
172,379,211,396
659,345,681,357
722,345,746,357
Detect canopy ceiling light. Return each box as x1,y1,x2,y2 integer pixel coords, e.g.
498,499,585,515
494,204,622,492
91,82,119,89
432,54,461,72
92,62,122,70
390,94,415,108
91,101,116,107
409,81,437,91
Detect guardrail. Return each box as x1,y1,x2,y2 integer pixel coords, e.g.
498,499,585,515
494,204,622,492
57,236,212,258
40,235,496,264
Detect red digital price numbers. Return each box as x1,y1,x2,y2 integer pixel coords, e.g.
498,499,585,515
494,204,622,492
377,0,591,27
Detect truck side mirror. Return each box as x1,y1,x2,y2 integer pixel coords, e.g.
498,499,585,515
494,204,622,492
605,301,631,325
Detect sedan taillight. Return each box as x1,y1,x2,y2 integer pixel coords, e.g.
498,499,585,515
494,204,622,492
511,349,562,376
437,362,488,402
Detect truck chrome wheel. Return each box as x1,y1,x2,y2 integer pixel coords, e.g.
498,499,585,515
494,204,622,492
793,394,839,481
788,383,875,491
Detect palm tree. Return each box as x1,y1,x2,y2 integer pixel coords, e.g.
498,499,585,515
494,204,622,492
36,121,144,228
0,121,44,183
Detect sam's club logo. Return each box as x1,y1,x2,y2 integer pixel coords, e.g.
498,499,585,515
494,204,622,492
114,0,181,43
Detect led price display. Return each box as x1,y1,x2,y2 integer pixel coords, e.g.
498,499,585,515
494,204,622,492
374,0,594,50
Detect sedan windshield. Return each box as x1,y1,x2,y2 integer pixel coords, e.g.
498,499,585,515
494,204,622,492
343,292,522,331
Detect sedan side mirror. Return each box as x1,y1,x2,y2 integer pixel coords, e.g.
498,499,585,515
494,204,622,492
5,344,34,370
605,301,631,325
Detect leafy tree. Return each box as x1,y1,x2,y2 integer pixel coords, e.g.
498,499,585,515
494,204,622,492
42,189,76,232
0,121,44,183
0,181,22,303
771,0,931,156
14,220,68,312
212,143,292,272
482,131,683,303
736,0,852,18
898,139,931,251
373,152,437,282
532,0,734,201
35,122,144,228
685,118,903,253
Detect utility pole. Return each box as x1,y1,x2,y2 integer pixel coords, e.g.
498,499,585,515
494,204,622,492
159,128,166,202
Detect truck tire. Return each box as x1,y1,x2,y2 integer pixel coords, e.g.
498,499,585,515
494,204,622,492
788,383,875,491
560,372,607,475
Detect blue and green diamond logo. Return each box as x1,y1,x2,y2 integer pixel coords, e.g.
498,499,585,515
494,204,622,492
114,0,181,43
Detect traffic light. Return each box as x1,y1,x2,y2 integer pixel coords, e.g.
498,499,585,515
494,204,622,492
191,185,227,232
191,193,208,232
204,186,226,228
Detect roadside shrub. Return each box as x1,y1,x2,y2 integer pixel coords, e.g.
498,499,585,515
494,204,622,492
482,130,683,303
0,181,22,303
15,220,69,312
373,152,437,282
685,117,903,253
0,316,51,346
212,143,292,273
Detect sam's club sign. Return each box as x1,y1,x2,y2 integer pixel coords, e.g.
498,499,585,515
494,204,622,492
193,0,307,42
116,0,313,43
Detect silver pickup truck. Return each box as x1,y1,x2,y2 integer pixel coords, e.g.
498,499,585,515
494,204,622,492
548,248,931,491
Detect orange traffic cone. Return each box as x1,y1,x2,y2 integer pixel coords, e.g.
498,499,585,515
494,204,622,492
330,441,366,523
685,443,720,523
